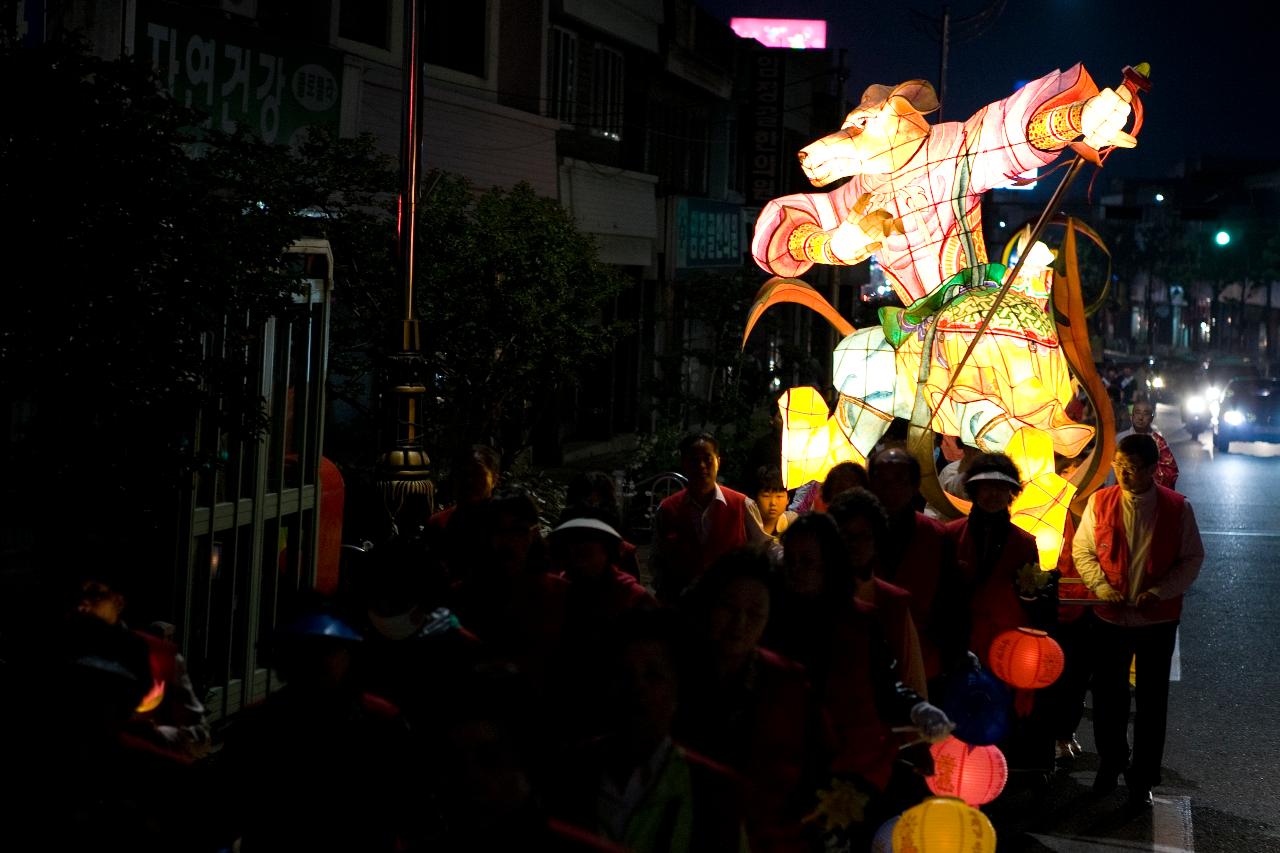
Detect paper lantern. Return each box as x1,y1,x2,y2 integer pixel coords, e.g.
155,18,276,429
892,796,996,853
871,815,898,853
927,736,1008,806
989,627,1064,689
941,667,1011,746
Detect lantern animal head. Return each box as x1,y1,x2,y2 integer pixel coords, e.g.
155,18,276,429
798,80,938,183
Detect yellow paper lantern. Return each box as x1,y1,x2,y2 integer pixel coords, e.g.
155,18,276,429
892,796,996,853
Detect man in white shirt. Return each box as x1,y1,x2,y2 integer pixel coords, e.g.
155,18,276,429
1072,434,1204,808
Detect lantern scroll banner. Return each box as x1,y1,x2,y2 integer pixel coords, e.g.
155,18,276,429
744,63,1149,569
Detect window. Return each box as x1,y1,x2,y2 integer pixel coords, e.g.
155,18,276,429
425,1,487,78
547,26,577,124
591,44,623,141
338,0,391,50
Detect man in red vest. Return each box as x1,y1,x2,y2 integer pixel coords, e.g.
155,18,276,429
651,433,778,602
1072,433,1204,808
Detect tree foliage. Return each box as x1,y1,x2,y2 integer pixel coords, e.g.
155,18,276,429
331,172,625,472
1,39,396,527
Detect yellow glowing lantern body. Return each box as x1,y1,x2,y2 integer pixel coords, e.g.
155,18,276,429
746,63,1141,567
892,796,997,853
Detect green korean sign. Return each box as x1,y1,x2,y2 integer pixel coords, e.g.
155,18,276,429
676,198,743,269
137,1,343,144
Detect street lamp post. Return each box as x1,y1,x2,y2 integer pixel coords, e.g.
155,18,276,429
375,0,434,538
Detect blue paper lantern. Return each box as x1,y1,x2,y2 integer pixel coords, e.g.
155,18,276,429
942,666,1011,746
871,815,898,852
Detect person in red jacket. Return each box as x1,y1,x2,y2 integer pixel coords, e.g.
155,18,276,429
70,567,211,761
548,511,657,736
674,548,819,853
652,433,778,602
1072,433,1203,808
944,453,1042,668
448,490,568,686
868,447,955,685
767,513,952,847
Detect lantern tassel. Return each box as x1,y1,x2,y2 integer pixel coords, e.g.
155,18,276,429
1014,688,1035,717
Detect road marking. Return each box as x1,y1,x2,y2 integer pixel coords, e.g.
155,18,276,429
1153,795,1195,853
1028,796,1194,852
1198,530,1280,538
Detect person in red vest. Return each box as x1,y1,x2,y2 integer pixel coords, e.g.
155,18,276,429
551,609,749,852
652,433,778,602
426,443,501,537
944,454,1042,669
826,488,928,698
767,512,952,847
674,547,819,853
1073,433,1204,808
867,447,955,687
564,470,642,578
448,490,568,687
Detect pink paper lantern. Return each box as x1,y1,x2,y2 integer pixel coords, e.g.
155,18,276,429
927,736,1008,806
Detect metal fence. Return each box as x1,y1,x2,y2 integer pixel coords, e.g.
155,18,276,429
172,239,334,723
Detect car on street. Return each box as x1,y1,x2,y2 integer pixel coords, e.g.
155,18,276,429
1211,376,1280,452
1180,359,1261,439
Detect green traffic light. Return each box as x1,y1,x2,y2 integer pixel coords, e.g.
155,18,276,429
1215,230,1231,246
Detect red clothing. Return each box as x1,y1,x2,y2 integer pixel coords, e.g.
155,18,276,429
1054,512,1093,623
881,511,949,679
618,539,641,578
677,648,815,853
654,487,749,598
450,572,569,683
1091,484,1187,624
1152,431,1179,489
947,515,1040,665
426,505,456,532
855,576,927,697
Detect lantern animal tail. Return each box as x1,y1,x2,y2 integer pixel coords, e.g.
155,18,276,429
743,276,855,348
1051,217,1117,513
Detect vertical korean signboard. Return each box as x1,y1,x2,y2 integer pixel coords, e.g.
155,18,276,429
137,1,343,145
749,50,784,204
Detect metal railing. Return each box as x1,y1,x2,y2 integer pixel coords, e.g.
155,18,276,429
172,240,334,723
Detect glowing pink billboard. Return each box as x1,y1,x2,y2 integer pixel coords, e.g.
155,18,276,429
730,18,827,49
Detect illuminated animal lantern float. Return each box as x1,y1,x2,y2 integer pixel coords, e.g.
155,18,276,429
748,63,1149,563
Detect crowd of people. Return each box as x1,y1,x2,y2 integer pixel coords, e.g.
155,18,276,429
1,410,1202,851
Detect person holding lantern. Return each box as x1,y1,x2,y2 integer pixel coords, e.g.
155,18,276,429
943,453,1043,669
1072,433,1203,808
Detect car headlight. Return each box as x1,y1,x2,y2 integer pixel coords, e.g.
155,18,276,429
1151,376,1165,389
1185,395,1206,414
1224,409,1245,426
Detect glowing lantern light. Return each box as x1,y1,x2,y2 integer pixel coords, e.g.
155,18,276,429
989,627,1065,689
871,815,898,852
942,666,1011,746
892,796,996,853
927,736,1008,806
776,386,865,489
136,677,166,713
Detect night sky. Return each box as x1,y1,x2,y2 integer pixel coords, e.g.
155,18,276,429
699,0,1275,180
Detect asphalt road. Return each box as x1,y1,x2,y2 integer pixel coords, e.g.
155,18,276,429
989,404,1280,852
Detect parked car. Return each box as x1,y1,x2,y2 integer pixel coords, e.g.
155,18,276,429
1211,377,1280,452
